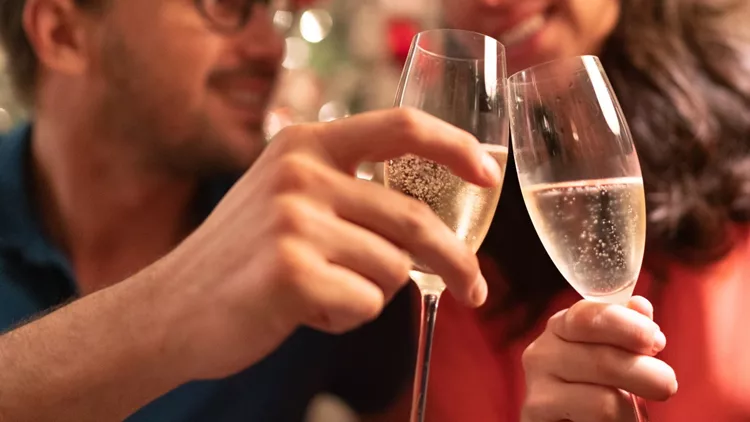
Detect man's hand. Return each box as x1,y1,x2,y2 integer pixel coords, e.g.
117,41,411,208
521,297,679,422
0,108,501,422
161,107,501,380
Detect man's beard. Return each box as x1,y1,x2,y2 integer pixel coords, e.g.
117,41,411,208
94,30,268,179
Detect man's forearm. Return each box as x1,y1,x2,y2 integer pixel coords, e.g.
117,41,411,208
0,263,187,422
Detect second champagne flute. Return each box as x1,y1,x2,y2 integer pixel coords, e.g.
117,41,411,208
509,55,650,421
385,29,509,422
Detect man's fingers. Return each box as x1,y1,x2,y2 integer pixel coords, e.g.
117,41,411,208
329,174,486,307
259,151,486,307
300,260,387,335
289,198,412,302
548,301,664,355
314,108,503,187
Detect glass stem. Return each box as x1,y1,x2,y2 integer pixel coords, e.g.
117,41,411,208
410,291,441,422
630,392,650,421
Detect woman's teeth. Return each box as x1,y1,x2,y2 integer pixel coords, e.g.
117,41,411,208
228,92,263,107
499,14,546,47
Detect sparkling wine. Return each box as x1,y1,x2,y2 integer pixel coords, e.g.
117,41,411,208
386,145,509,292
522,177,646,303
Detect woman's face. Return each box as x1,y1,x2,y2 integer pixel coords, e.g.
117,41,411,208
442,0,620,74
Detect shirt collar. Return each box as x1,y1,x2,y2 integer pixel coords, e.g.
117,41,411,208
0,123,236,291
0,124,71,275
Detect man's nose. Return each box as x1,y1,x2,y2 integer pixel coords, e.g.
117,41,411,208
232,4,285,64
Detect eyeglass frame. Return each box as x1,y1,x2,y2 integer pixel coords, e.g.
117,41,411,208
194,0,292,33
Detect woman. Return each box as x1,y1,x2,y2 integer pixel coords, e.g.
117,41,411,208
369,0,750,420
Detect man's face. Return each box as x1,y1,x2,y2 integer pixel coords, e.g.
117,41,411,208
441,0,620,75
86,0,284,175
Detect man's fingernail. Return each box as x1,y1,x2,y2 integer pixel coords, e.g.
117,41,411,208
472,274,488,306
482,152,502,184
652,330,666,353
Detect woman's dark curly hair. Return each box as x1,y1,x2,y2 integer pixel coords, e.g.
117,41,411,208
483,0,750,338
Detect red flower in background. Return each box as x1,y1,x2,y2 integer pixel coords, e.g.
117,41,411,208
388,17,421,66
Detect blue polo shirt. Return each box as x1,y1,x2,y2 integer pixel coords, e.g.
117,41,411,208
0,125,414,421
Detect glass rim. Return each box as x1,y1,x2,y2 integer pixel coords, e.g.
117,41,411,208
413,29,506,65
508,55,601,85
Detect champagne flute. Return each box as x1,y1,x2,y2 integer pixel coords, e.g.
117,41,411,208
509,56,650,421
385,29,509,422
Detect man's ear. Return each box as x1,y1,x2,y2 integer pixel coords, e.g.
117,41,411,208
23,0,93,76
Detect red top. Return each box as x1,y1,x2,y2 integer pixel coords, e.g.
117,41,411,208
370,227,750,421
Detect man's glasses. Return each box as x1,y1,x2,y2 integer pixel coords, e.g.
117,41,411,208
195,0,290,32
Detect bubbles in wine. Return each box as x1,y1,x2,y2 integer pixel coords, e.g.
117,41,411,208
386,145,509,274
523,178,646,300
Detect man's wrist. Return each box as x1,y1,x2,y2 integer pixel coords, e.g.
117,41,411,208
124,255,198,386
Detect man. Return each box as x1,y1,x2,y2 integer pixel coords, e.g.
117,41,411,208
0,0,501,420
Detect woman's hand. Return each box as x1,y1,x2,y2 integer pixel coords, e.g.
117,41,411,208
521,297,678,422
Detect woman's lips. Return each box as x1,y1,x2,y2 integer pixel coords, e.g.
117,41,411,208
498,13,547,48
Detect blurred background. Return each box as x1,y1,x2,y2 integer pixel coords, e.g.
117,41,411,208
0,51,19,132
264,0,439,130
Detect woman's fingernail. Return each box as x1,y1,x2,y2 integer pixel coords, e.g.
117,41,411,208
482,153,502,184
472,274,488,306
653,330,666,353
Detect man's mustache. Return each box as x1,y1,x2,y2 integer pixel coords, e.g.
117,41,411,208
208,62,279,84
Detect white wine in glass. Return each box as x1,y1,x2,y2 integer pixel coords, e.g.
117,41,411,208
388,145,509,293
510,56,650,421
385,29,508,422
522,177,646,303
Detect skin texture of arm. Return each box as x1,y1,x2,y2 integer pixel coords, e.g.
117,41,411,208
0,261,189,422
